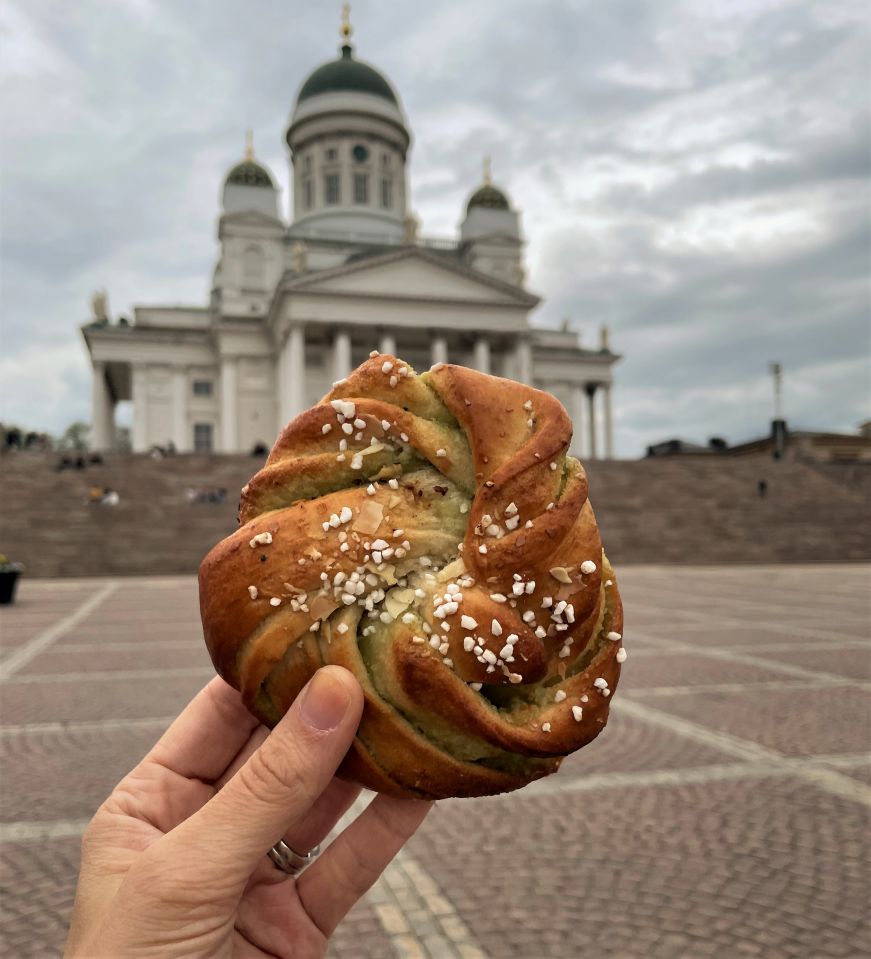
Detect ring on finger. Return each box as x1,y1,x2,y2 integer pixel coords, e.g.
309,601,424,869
268,839,320,877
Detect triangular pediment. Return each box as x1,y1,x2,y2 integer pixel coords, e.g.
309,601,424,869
285,248,538,306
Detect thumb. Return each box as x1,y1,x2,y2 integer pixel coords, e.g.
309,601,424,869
161,665,363,890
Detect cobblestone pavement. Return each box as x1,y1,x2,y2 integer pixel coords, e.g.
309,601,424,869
1,566,869,958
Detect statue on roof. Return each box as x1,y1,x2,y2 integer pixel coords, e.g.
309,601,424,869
403,212,419,245
290,241,308,274
90,289,109,323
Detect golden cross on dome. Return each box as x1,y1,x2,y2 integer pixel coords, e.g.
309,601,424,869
244,129,254,161
340,4,353,41
483,155,492,185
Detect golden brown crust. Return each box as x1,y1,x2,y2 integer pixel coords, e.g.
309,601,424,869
199,354,624,799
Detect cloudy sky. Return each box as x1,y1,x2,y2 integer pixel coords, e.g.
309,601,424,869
1,0,868,456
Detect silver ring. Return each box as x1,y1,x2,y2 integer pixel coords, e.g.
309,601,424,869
267,839,320,876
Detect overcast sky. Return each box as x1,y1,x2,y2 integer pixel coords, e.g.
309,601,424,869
1,0,868,456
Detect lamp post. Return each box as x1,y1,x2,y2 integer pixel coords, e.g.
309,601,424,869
769,361,785,460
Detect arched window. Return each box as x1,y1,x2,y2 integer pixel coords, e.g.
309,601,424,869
242,245,265,287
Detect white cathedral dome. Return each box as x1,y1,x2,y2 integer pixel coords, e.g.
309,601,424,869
284,15,411,242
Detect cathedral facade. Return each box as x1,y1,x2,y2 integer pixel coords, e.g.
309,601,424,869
82,20,619,458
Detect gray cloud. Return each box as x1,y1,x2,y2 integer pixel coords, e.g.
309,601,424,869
1,0,868,454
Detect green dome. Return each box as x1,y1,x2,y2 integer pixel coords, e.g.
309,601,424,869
467,183,510,211
225,160,274,189
298,44,398,105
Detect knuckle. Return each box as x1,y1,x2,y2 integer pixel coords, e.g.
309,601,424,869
236,740,316,809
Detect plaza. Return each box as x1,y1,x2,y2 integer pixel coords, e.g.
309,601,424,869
1,565,868,957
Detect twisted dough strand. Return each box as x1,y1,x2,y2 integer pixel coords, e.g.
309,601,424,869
199,355,623,799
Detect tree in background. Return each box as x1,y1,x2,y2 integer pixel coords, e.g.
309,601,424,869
57,422,90,452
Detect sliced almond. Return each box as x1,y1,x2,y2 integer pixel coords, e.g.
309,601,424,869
549,566,573,584
307,594,336,621
353,500,384,535
436,557,467,583
384,587,415,619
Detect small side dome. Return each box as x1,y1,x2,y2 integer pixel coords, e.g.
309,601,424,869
466,156,511,212
221,131,280,219
225,159,274,189
467,183,510,211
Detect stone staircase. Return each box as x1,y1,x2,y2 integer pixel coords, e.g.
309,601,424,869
1,452,868,577
586,457,869,565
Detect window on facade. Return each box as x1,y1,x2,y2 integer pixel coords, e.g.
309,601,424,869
380,177,393,209
303,178,314,210
381,153,391,168
193,423,213,452
303,155,313,173
325,147,338,161
325,173,340,205
354,173,369,204
192,380,212,397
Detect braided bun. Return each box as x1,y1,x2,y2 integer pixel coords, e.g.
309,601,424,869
199,355,623,799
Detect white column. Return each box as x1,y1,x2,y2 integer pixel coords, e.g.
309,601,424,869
586,384,598,460
571,384,585,458
334,328,352,380
603,382,614,459
220,357,238,452
91,361,113,451
473,336,490,374
515,337,533,384
277,336,288,425
431,334,448,366
131,365,148,453
379,331,396,356
172,366,187,451
286,324,306,419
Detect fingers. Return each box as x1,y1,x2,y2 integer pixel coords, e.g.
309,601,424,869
144,676,260,782
246,777,361,889
157,666,363,894
297,794,432,937
283,777,361,861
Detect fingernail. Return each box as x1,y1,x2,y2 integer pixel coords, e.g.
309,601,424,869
298,668,352,731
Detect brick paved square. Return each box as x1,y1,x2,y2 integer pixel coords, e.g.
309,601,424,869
641,685,871,757
1,671,211,725
558,709,735,778
1,566,868,958
411,776,871,959
0,723,170,822
620,650,789,690
747,645,871,682
16,642,212,676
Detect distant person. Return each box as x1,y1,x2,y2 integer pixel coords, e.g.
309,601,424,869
165,440,177,455
5,428,21,451
57,456,73,471
251,441,269,456
757,479,768,498
74,455,86,470
87,486,103,504
89,452,104,466
100,488,120,506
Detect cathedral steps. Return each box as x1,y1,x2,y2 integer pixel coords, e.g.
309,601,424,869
0,452,868,578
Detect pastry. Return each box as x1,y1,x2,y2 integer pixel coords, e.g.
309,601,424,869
199,353,624,799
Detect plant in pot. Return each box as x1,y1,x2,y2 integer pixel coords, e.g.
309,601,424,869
0,554,24,605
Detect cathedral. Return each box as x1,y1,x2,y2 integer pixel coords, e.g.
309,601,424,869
82,14,619,458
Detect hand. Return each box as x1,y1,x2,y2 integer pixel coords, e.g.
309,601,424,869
64,666,431,958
